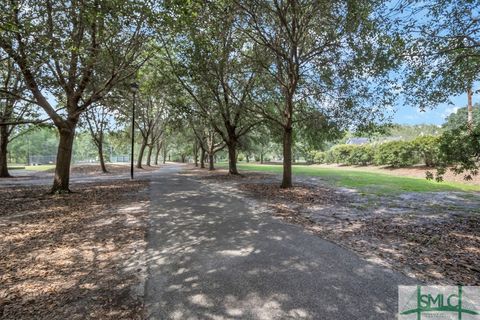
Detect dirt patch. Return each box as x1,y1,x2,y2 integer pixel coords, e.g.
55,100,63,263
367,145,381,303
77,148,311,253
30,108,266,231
0,180,149,319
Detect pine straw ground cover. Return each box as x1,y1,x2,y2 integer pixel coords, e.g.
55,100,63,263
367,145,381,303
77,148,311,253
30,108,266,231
190,167,480,285
0,180,149,320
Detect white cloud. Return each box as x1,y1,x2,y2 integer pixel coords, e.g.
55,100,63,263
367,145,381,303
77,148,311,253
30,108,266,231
442,106,459,119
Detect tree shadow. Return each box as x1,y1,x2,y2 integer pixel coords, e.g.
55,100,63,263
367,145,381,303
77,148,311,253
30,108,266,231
0,180,149,320
145,173,414,319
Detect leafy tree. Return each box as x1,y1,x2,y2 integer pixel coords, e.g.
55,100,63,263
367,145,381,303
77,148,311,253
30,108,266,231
443,104,480,131
238,0,396,187
108,129,130,157
429,124,480,181
399,0,480,108
241,124,277,164
294,110,343,163
83,104,115,173
133,95,166,168
378,124,442,141
0,57,39,176
72,131,98,162
190,117,225,170
160,1,260,174
0,0,150,192
9,126,59,164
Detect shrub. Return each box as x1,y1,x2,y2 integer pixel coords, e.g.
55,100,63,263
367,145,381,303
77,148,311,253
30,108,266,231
324,150,336,164
374,140,418,167
411,135,440,167
348,145,375,165
313,151,326,164
330,144,356,164
304,150,317,164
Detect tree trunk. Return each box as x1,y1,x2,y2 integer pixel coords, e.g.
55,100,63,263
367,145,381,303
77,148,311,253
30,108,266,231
51,121,77,193
208,153,215,170
193,143,199,167
154,144,161,165
146,145,153,166
98,140,108,173
137,141,147,169
0,125,11,178
200,148,205,168
467,87,473,132
260,153,264,164
281,126,293,188
246,155,249,163
163,146,167,164
227,142,239,174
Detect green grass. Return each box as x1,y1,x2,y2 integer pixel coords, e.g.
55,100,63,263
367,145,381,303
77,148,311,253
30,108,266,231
7,166,25,170
23,165,56,172
220,163,480,194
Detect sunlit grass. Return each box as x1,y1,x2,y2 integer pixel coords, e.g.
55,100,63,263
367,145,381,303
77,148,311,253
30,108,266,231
24,165,56,171
7,165,25,170
219,163,480,194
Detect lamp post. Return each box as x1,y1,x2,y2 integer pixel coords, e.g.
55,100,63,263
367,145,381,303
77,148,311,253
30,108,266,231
130,82,139,179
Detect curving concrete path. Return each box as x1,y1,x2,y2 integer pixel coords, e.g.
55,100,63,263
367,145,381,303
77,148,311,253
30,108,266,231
145,165,415,319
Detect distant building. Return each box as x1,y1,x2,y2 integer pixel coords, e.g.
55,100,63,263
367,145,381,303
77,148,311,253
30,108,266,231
345,137,370,145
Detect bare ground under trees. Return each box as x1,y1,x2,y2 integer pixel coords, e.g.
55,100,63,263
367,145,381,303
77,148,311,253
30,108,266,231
0,179,149,320
185,167,480,285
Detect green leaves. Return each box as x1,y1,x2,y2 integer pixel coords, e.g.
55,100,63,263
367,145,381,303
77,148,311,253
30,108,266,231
433,124,480,181
443,104,480,131
398,0,480,106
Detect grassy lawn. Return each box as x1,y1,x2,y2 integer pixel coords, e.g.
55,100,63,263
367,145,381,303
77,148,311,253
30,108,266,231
8,164,55,172
222,163,480,193
23,164,56,171
7,165,25,170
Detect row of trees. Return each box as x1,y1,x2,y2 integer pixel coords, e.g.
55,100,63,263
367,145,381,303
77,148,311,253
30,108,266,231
5,125,170,168
1,0,479,192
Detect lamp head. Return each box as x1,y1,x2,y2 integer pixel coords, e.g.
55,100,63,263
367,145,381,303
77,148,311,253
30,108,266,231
130,82,139,93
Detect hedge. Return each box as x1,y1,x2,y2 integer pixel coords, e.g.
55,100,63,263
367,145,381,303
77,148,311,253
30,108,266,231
374,140,419,167
411,135,440,167
312,135,441,167
348,144,375,165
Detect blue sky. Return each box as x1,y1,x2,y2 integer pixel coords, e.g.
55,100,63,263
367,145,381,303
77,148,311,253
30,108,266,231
392,93,477,125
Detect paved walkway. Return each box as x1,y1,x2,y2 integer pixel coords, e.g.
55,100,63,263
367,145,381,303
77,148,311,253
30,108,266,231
145,165,414,319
